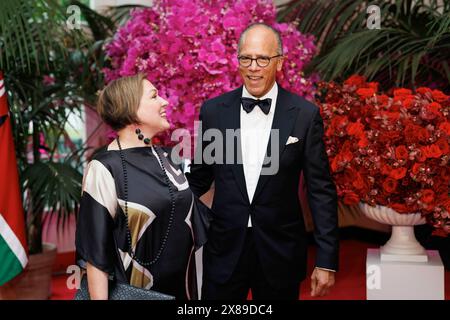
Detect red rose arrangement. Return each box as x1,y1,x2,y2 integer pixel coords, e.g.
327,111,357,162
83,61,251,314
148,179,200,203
318,75,450,236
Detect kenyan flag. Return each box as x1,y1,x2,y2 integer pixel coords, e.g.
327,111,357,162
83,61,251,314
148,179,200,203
0,71,28,286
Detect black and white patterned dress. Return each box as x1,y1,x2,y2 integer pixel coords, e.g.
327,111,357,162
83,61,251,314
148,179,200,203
75,145,209,299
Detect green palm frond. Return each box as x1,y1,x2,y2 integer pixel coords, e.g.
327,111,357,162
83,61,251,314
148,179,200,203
434,13,450,35
279,0,450,90
0,0,86,74
1,0,129,253
278,0,392,52
22,160,83,230
65,2,145,102
105,4,149,27
314,28,431,82
68,0,115,40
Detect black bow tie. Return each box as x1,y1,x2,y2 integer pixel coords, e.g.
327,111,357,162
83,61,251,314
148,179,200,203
240,97,272,115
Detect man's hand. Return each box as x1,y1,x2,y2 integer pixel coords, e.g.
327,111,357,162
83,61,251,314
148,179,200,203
310,268,335,297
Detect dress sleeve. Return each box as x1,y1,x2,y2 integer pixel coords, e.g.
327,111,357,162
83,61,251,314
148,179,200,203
191,195,213,250
75,159,118,274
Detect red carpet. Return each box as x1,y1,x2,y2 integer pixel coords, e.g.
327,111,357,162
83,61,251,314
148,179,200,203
51,239,449,300
300,239,370,300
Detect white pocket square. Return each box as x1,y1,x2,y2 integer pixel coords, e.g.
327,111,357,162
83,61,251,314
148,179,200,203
286,136,300,145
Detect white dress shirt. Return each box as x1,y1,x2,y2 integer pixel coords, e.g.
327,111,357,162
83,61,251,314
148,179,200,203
240,82,278,227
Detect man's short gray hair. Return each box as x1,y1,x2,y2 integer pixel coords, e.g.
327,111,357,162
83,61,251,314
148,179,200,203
238,23,283,55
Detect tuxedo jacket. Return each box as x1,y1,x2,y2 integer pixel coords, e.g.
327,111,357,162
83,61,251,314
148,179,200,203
187,85,339,289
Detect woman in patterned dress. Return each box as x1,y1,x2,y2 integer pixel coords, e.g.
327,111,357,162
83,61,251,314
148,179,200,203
75,73,208,300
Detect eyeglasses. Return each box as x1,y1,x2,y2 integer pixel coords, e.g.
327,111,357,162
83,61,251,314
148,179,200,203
237,55,283,68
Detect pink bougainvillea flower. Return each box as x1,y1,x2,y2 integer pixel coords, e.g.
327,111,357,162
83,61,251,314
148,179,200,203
104,0,318,145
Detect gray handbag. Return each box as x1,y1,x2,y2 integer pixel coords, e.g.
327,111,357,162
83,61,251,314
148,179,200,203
74,276,175,300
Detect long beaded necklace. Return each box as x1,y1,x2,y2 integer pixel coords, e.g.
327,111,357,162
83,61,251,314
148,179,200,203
116,137,175,267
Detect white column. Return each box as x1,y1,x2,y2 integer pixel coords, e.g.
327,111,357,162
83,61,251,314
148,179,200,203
274,0,291,6
91,0,287,11
90,0,152,11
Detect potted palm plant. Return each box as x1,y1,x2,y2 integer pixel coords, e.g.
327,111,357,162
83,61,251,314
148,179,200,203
0,0,119,299
0,0,144,299
278,0,450,92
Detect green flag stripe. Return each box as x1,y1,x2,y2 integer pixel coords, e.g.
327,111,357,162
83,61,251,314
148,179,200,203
0,235,24,286
0,214,27,268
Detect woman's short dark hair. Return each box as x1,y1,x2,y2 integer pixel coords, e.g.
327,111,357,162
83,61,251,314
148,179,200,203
96,73,146,131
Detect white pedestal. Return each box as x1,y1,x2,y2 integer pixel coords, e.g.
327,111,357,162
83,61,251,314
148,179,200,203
366,248,445,300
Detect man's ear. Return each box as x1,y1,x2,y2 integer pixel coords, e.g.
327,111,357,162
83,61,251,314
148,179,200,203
276,57,284,72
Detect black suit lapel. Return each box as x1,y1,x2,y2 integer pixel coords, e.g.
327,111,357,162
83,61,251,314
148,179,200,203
220,86,250,204
252,87,298,203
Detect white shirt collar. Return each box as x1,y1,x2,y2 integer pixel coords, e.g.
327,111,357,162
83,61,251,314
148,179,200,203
242,82,278,114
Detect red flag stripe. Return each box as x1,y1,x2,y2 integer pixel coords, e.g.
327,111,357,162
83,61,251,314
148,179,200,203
0,70,28,252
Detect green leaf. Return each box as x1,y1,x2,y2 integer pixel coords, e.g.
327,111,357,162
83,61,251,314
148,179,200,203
22,160,83,230
281,0,450,90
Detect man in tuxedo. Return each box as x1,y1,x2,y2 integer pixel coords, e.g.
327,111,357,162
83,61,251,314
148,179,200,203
187,23,339,300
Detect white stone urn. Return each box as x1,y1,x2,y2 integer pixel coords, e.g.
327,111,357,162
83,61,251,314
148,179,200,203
358,203,428,262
